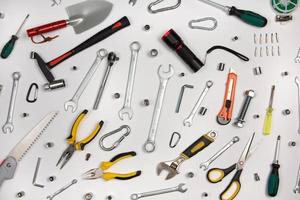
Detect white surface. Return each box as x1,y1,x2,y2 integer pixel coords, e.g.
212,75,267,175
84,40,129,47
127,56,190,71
0,0,300,199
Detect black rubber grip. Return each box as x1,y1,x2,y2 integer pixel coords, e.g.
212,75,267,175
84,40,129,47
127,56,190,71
182,134,214,158
115,171,142,180
110,151,136,162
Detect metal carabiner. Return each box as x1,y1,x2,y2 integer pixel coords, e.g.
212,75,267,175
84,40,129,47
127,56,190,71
188,17,218,31
169,132,181,148
99,125,131,151
26,83,39,103
148,0,181,14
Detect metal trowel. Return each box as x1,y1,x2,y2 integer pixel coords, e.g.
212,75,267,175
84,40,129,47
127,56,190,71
26,0,113,43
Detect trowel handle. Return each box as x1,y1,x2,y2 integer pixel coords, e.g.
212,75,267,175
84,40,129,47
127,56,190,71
26,20,67,37
48,16,130,68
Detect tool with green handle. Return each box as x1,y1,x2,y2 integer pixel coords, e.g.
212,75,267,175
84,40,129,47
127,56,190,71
267,135,281,197
1,14,29,59
197,0,267,27
263,85,275,136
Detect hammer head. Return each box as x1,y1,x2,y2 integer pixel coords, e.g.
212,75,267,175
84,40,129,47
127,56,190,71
156,160,179,180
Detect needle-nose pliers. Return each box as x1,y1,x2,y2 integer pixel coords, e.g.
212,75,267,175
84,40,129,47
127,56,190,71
56,109,104,169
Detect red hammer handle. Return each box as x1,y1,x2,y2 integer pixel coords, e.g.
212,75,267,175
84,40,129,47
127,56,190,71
26,20,67,37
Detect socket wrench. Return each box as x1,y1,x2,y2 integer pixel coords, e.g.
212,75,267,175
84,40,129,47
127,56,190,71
64,49,108,112
47,179,77,200
200,136,239,170
294,162,300,193
2,72,21,133
183,80,213,127
119,42,141,120
143,65,174,153
295,77,300,134
130,183,187,200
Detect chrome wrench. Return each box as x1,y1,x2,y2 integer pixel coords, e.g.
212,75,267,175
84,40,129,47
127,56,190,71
294,162,300,193
143,65,174,153
64,49,108,113
183,80,213,127
119,42,141,120
2,72,21,134
130,183,187,200
296,76,300,134
199,136,239,170
46,179,77,200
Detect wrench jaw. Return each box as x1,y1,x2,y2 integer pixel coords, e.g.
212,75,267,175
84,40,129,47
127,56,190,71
294,186,300,194
156,161,179,180
183,117,193,127
177,183,188,193
2,123,14,134
64,101,77,113
199,162,209,171
118,107,133,120
158,64,175,79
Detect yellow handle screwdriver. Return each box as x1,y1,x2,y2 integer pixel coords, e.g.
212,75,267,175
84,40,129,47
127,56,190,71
263,85,275,135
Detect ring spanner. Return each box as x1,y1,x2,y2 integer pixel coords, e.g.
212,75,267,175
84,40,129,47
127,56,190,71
143,65,174,153
183,80,213,127
119,41,141,120
64,49,108,112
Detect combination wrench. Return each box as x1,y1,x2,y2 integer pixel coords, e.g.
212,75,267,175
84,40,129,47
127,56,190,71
2,72,21,134
295,76,300,134
183,80,213,127
294,162,300,193
143,65,174,153
93,52,119,110
199,136,239,170
47,179,77,200
119,42,141,120
64,49,108,112
130,183,187,200
295,48,300,63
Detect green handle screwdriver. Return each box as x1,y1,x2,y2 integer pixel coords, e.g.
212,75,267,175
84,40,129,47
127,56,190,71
197,0,267,27
1,14,29,59
267,135,281,197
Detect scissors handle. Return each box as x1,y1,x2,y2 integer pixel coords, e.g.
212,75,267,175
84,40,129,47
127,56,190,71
220,169,243,200
207,163,236,183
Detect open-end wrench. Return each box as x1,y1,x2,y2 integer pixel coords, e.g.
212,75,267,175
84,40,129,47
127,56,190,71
199,136,239,170
119,42,141,120
294,162,300,193
295,48,300,63
183,80,213,127
93,52,119,110
64,49,108,113
2,72,21,134
46,179,77,200
143,65,174,153
130,183,187,200
295,77,300,134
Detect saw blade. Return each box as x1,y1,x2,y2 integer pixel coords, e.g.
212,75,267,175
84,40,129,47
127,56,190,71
8,111,59,161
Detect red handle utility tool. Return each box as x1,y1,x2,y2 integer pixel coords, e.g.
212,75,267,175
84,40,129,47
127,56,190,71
217,68,237,125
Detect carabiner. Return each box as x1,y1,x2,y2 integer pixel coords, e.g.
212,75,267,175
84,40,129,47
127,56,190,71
188,17,218,31
169,132,181,148
26,83,39,103
99,125,131,151
148,0,181,14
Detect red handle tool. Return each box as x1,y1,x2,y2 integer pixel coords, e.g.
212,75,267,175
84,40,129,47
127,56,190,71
27,20,68,37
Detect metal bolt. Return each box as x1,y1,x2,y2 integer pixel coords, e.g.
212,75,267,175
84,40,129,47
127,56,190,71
235,90,255,128
144,25,150,31
217,63,225,71
199,107,207,116
186,172,195,178
85,153,91,161
254,67,262,75
143,99,150,106
254,173,260,181
288,141,296,147
44,142,54,148
84,192,93,200
113,93,120,99
16,191,25,198
150,49,158,57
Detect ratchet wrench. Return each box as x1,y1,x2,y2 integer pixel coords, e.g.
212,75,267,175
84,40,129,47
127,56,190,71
183,80,213,127
119,42,141,120
217,68,237,125
64,49,108,112
2,72,21,134
200,136,239,170
143,65,174,153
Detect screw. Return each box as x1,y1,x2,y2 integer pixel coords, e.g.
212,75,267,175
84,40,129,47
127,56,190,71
150,49,158,57
281,71,289,76
201,192,208,198
254,173,260,181
113,93,120,99
288,141,296,147
16,191,25,198
44,142,54,148
143,99,150,106
253,114,260,119
72,66,78,71
144,24,150,31
85,153,91,161
179,72,185,77
186,172,195,178
48,176,56,182
106,195,113,200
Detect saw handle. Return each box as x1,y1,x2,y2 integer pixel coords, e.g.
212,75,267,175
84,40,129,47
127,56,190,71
26,20,67,37
0,156,17,187
48,16,130,68
182,132,216,159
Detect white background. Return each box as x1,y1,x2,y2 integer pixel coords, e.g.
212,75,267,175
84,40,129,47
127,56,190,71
0,0,300,199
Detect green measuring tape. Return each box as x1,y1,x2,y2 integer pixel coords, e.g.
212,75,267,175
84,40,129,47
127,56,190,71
272,0,299,13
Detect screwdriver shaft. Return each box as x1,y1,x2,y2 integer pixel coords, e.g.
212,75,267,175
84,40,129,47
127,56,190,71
198,0,229,13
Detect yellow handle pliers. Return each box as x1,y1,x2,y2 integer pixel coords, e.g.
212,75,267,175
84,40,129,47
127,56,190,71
56,109,104,169
82,151,142,181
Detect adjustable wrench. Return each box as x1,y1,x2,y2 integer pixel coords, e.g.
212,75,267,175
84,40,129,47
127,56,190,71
2,72,21,134
64,49,108,112
119,42,141,120
294,162,300,193
295,77,300,134
143,65,174,153
199,136,239,170
183,80,213,127
130,183,187,200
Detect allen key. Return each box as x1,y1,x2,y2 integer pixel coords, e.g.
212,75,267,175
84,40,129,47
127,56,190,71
32,157,44,188
175,84,194,113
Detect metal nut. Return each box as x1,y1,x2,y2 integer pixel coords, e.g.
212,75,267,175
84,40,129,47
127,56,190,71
186,172,195,178
288,141,296,147
16,191,25,198
44,142,54,148
282,109,291,115
114,93,120,99
143,99,150,106
48,176,56,182
150,49,158,57
84,192,93,200
85,153,91,161
254,173,260,181
144,25,150,31
217,63,225,71
106,195,113,200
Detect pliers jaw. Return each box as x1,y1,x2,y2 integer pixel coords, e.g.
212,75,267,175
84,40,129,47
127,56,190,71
82,168,103,179
56,145,75,169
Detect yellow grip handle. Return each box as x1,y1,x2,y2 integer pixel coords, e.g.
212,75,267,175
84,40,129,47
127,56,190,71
263,107,273,136
102,171,141,181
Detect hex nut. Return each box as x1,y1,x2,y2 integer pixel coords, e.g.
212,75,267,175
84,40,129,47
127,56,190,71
282,109,291,115
254,173,260,181
179,72,185,77
143,99,150,106
144,25,150,31
186,172,195,178
44,142,54,149
16,191,25,198
217,63,225,71
84,192,93,200
150,49,158,57
48,176,56,182
253,114,260,119
22,113,29,118
106,195,113,200
288,141,296,147
114,93,120,99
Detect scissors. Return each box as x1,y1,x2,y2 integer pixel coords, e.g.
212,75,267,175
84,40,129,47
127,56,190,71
206,132,255,200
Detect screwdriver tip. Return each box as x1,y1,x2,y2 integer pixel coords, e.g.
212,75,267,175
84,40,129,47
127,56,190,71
277,135,281,140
